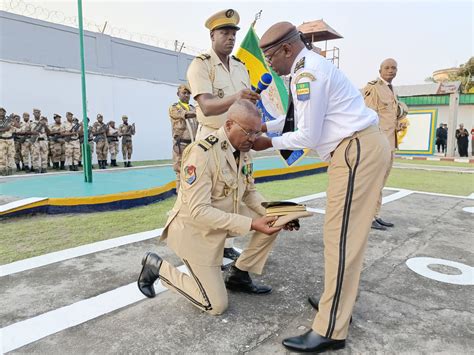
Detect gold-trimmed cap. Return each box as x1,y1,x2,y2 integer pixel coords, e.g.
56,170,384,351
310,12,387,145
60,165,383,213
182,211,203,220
205,9,240,31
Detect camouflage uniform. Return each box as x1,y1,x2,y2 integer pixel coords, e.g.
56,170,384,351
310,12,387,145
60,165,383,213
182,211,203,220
92,119,109,169
119,119,135,167
107,124,119,166
19,118,34,170
63,120,81,170
0,110,16,175
169,101,198,188
49,119,66,169
12,116,23,170
31,120,48,172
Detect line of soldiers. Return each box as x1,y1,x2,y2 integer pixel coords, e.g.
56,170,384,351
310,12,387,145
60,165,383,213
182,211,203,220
0,108,136,176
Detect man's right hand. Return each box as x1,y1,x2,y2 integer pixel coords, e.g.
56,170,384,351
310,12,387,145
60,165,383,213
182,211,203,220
237,89,261,103
252,136,273,151
251,216,282,235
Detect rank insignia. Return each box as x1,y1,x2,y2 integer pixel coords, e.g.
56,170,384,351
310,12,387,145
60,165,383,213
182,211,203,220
184,165,197,185
294,57,305,73
296,82,310,101
294,72,316,84
221,141,228,150
217,89,225,98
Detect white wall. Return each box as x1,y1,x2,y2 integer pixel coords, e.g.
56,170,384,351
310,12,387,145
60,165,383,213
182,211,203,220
0,60,185,161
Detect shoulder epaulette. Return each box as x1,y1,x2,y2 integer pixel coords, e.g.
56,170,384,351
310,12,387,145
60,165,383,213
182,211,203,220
294,57,305,73
232,55,245,65
368,79,378,85
196,53,211,61
198,134,219,151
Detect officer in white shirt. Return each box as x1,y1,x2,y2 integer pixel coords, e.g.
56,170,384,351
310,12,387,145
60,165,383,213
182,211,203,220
256,22,391,353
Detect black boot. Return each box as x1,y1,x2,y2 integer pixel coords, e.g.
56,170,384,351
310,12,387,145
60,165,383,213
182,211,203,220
128,161,132,167
111,159,117,167
25,166,32,173
60,161,66,170
16,163,21,172
41,168,47,173
137,252,163,298
34,169,41,174
69,165,73,171
22,164,28,171
282,330,346,353
124,161,128,167
105,160,109,166
225,265,272,294
78,161,82,167
101,160,107,169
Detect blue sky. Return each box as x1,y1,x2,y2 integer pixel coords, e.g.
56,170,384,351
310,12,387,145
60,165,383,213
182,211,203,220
12,0,474,87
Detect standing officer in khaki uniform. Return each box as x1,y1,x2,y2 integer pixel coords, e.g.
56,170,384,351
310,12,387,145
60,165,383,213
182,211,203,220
138,100,286,315
119,115,135,167
0,108,17,176
254,22,390,353
169,84,198,190
92,114,109,169
187,9,261,260
107,120,119,167
363,58,408,230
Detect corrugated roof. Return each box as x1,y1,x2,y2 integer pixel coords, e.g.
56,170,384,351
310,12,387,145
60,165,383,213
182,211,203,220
396,81,461,96
297,19,343,42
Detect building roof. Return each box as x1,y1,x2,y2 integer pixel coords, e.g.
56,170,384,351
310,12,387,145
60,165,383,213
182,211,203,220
396,81,461,97
297,19,343,42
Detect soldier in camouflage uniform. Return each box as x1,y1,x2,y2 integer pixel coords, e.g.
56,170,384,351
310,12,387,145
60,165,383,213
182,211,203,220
30,116,50,173
107,120,119,167
169,84,198,190
92,114,109,169
119,115,135,167
0,107,17,176
12,114,23,171
62,113,82,171
49,114,66,170
79,117,94,168
18,112,34,172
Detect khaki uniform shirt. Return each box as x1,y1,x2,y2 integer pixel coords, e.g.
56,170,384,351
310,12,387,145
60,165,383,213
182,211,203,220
62,121,80,140
0,120,17,138
363,78,407,150
92,122,107,141
49,122,65,143
107,126,119,142
169,101,198,142
160,127,266,266
119,123,134,143
186,49,250,130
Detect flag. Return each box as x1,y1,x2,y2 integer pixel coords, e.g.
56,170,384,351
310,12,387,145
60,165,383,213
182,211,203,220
236,26,308,166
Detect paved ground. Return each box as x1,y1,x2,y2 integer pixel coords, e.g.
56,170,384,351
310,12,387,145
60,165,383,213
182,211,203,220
1,191,473,354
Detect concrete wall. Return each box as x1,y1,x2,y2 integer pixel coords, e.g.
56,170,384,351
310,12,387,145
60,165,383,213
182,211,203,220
0,11,195,161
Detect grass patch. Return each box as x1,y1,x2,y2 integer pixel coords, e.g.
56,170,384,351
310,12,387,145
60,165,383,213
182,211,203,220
1,168,472,264
394,158,473,168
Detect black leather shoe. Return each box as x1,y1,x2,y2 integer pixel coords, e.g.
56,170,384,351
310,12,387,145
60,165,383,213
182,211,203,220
225,266,272,294
308,296,352,324
371,220,387,231
375,217,394,228
223,247,241,261
282,330,345,353
137,252,163,298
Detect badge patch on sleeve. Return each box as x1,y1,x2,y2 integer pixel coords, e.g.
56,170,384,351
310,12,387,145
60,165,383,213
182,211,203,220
184,165,197,185
296,82,310,101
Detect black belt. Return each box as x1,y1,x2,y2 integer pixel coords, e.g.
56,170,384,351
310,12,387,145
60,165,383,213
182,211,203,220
88,139,93,142
37,138,45,141
0,136,13,140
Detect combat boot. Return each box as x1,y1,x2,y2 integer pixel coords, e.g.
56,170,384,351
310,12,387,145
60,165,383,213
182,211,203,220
30,166,35,173
60,161,66,170
124,161,127,167
69,165,73,171
34,169,41,174
40,168,47,173
78,161,82,167
111,159,117,167
53,162,59,170
73,164,78,171
25,166,32,173
128,161,133,167
16,163,21,172
22,164,28,171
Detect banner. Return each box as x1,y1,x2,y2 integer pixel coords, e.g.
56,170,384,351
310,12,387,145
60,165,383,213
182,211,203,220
236,26,308,166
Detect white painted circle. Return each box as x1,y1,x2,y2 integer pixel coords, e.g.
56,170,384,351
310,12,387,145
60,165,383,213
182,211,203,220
462,206,474,214
406,257,474,285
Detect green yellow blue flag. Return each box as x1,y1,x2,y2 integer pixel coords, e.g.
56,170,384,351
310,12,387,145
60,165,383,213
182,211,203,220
236,26,308,166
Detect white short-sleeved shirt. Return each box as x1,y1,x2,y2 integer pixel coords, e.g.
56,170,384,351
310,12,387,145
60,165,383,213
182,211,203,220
269,48,378,161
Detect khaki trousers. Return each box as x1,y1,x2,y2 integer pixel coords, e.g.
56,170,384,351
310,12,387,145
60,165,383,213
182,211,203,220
159,228,277,316
313,125,390,340
374,151,394,217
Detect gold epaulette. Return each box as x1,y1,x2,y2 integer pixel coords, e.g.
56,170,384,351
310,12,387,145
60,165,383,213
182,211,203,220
197,135,219,151
196,53,211,61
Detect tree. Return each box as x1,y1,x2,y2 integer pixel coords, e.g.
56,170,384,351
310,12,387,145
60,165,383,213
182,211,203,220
455,57,474,93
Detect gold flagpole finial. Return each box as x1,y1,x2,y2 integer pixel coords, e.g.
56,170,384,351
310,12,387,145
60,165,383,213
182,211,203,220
251,10,262,28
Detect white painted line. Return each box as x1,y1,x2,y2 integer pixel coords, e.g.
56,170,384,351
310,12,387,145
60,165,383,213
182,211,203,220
406,257,474,285
381,189,413,204
288,192,326,204
462,207,474,214
307,207,326,215
0,228,163,277
410,190,474,200
0,197,48,213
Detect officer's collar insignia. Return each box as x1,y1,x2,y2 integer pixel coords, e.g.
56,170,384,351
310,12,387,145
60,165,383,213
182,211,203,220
184,165,197,185
221,141,228,150
294,72,316,84
294,57,305,73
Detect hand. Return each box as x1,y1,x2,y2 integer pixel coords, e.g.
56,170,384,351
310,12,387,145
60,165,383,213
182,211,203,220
251,216,282,235
237,89,261,103
252,136,273,151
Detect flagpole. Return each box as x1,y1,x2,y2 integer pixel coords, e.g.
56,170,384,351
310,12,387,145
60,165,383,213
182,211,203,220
77,0,93,182
251,10,262,28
